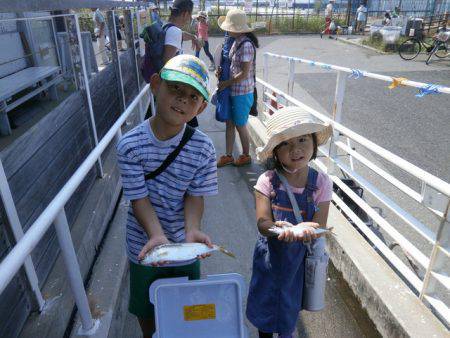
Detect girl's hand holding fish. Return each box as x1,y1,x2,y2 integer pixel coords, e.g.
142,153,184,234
273,221,322,243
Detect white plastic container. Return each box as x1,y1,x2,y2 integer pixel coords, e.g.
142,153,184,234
370,24,383,36
380,26,402,43
150,273,248,338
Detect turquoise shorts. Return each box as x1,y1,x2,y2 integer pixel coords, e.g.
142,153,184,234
230,92,254,127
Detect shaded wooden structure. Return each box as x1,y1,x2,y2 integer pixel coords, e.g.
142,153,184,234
0,1,149,336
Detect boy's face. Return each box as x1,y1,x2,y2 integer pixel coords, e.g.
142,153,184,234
151,75,207,127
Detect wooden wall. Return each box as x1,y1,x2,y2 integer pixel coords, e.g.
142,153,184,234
0,48,139,337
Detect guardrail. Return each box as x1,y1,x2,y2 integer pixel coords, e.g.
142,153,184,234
0,83,150,334
258,52,450,326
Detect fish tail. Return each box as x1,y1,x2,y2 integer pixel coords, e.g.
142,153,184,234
218,246,236,258
326,226,336,236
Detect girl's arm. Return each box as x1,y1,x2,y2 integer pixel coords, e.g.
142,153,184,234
312,201,331,228
255,191,276,237
218,61,250,90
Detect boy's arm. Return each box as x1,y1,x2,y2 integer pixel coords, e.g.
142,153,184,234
132,197,169,260
184,195,212,247
182,31,200,49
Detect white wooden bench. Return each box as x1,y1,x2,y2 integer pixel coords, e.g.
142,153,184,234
0,66,62,135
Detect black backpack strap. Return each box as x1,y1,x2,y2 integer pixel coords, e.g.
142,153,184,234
144,125,195,181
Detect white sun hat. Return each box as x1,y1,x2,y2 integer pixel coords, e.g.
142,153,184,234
219,9,254,33
256,106,333,162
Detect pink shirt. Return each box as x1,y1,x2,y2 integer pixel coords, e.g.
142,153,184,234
254,170,333,204
197,21,209,40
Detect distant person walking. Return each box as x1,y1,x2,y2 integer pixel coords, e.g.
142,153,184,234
321,0,335,38
194,11,215,71
92,8,109,65
150,3,163,26
356,4,367,34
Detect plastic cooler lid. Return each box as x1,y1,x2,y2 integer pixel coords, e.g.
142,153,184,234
149,273,247,338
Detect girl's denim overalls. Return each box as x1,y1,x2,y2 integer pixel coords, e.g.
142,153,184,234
246,168,319,335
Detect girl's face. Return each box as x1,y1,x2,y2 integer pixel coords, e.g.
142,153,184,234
274,134,314,171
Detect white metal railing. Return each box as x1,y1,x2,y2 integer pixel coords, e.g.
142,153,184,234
0,83,150,334
259,52,450,326
0,9,151,335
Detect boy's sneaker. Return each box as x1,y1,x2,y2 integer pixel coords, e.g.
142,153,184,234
234,154,251,166
208,63,215,71
217,155,234,167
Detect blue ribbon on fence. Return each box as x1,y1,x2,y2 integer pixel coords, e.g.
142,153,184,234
348,69,364,79
321,64,332,70
415,84,442,98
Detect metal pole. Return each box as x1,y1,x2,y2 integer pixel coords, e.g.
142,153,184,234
288,58,295,95
0,160,45,311
107,10,127,111
73,14,104,178
54,209,95,333
136,9,145,57
419,201,450,300
328,70,347,173
127,9,145,122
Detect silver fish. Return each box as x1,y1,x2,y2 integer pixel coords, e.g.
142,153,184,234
140,243,235,266
268,224,334,237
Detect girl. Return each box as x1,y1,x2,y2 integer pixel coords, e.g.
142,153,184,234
246,106,333,338
217,9,258,167
194,11,215,71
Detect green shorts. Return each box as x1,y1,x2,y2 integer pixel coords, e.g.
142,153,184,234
128,260,200,319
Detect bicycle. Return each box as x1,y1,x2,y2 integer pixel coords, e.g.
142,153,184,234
398,29,449,64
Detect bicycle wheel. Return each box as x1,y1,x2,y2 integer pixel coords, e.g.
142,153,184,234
434,41,449,58
398,38,421,60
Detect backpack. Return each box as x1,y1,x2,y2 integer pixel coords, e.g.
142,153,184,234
140,22,175,83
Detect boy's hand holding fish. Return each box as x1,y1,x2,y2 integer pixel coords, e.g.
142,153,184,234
137,234,170,264
185,228,213,259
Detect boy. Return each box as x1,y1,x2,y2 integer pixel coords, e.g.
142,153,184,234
116,55,218,337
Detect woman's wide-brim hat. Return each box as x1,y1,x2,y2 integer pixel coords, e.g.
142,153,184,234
256,106,333,162
219,9,254,33
217,15,226,27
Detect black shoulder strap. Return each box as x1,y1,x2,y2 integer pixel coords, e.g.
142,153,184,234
144,125,195,181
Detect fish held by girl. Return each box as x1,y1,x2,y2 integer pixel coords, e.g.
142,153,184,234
267,223,335,237
140,243,235,266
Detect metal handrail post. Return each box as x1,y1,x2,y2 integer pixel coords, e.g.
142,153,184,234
74,14,104,178
125,9,145,122
288,57,295,95
420,200,450,300
328,70,347,173
107,10,126,111
54,209,95,333
0,160,44,311
263,53,269,83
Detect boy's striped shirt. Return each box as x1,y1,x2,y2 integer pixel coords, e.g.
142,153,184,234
116,121,218,263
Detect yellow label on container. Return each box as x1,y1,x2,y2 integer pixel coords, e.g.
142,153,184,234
183,304,216,321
